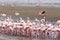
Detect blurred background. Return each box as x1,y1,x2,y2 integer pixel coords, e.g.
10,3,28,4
0,0,60,21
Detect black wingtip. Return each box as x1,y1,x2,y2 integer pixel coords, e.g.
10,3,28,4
42,11,45,14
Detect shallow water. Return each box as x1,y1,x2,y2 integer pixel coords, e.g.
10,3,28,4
0,33,59,40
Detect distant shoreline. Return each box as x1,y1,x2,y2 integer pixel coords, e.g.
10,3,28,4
0,3,60,8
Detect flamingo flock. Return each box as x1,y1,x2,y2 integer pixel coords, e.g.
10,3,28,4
0,16,60,39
